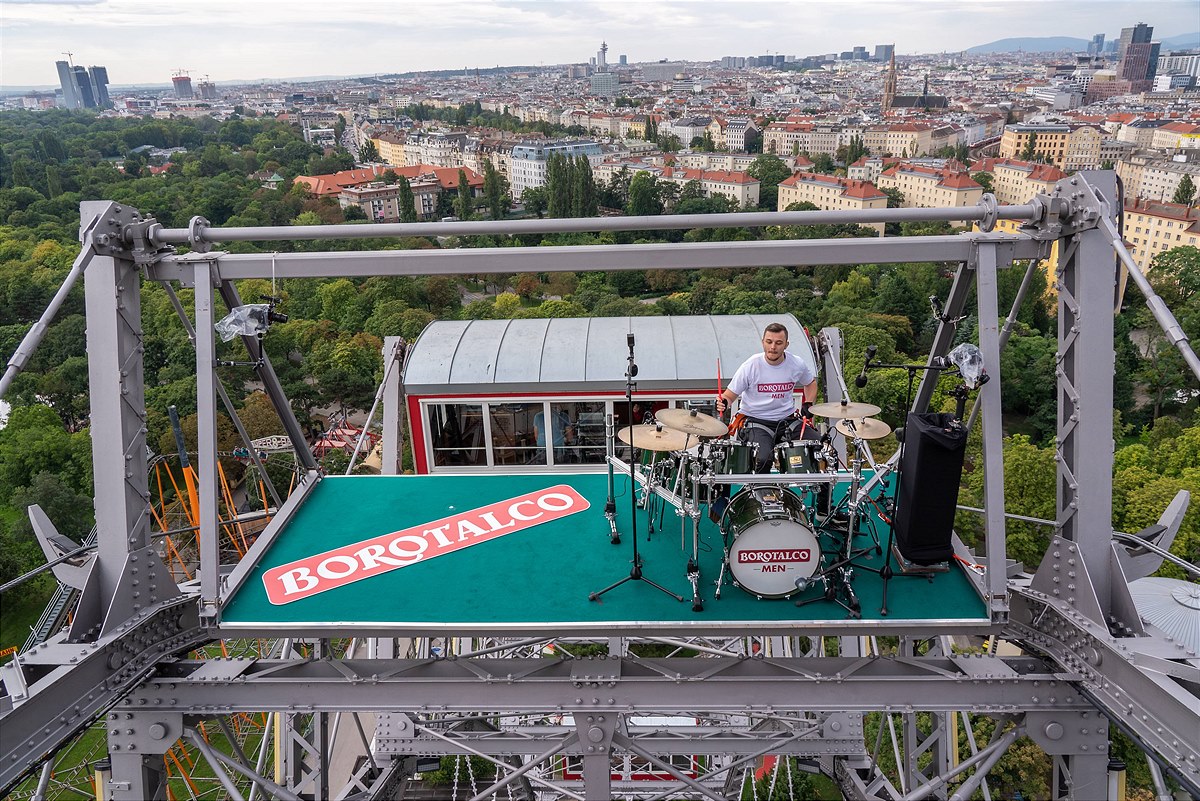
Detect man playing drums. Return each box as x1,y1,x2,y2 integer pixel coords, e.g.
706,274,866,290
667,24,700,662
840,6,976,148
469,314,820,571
716,323,819,473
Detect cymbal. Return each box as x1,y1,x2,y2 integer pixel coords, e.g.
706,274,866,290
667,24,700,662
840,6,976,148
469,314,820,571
808,400,882,419
617,424,691,452
835,417,893,441
655,408,729,437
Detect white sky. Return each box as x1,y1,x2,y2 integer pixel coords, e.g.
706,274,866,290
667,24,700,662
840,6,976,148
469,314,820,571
1,0,1197,88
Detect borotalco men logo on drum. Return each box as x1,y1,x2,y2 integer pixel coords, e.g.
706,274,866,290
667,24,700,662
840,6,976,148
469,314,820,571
736,548,812,572
263,485,590,604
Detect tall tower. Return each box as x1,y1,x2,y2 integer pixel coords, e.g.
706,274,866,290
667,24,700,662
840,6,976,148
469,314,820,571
71,66,96,108
882,49,897,114
55,59,81,109
598,41,608,71
1117,23,1152,62
88,66,110,108
172,70,194,100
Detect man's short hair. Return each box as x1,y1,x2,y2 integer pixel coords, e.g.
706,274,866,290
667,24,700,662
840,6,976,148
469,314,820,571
763,322,788,339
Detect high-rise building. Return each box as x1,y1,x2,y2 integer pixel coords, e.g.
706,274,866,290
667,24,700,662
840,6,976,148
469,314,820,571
1117,23,1152,61
89,66,110,108
874,44,895,62
173,73,194,99
590,71,618,97
1088,34,1105,56
619,55,627,66
197,79,218,100
597,41,608,71
71,66,96,108
1120,41,1160,86
55,60,81,109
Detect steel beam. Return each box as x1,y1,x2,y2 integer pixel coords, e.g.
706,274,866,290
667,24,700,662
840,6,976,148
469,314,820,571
145,201,1044,246
146,233,1047,283
122,655,1090,714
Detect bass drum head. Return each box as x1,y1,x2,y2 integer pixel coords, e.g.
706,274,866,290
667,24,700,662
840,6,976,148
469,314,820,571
728,518,820,599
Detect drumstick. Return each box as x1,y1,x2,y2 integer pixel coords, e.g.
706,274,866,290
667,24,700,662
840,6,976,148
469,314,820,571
716,359,724,421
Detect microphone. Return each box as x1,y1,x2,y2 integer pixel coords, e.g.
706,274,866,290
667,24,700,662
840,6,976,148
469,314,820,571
855,345,877,388
627,332,635,348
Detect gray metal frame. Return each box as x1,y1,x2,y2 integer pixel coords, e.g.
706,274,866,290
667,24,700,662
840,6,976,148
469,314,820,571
2,186,1198,800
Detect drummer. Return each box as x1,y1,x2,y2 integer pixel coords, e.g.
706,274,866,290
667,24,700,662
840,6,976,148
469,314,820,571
716,323,819,473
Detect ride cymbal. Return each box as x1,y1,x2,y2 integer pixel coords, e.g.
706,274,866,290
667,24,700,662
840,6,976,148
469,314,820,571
808,400,882,419
617,424,692,452
834,417,893,441
655,408,729,437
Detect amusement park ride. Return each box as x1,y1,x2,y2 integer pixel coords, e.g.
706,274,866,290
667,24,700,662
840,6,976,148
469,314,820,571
0,171,1198,800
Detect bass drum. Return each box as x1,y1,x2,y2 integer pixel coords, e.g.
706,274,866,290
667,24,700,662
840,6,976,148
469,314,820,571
722,486,820,599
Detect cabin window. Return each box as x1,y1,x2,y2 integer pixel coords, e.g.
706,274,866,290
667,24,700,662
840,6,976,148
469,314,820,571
489,402,543,465
550,401,607,465
427,403,487,467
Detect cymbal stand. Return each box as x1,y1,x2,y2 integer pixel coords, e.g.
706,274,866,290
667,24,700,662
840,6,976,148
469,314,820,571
684,452,705,612
590,333,684,605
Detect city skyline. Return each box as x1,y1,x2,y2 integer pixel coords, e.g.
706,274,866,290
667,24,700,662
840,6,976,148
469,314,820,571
1,0,1197,89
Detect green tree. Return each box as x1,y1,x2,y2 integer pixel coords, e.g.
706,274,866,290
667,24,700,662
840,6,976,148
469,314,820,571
454,169,473,220
482,159,510,221
359,139,380,163
747,153,792,209
571,155,598,218
395,175,418,222
521,185,548,219
1172,173,1197,205
881,186,905,209
971,171,994,194
626,171,662,216
545,153,572,218
1020,132,1037,162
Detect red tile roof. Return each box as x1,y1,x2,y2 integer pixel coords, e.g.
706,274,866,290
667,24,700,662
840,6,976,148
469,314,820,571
779,172,886,200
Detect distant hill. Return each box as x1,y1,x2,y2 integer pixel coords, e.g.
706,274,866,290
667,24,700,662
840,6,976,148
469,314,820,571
968,32,1199,55
967,37,1090,54
1160,32,1200,50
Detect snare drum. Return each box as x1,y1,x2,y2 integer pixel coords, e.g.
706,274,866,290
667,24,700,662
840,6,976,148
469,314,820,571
776,439,824,474
722,487,820,598
710,440,757,474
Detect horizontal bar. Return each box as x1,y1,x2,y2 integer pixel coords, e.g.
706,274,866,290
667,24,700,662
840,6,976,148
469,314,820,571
153,234,1044,281
124,655,1087,714
151,202,1044,245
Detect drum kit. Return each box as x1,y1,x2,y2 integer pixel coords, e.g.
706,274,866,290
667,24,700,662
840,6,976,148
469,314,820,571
610,400,896,616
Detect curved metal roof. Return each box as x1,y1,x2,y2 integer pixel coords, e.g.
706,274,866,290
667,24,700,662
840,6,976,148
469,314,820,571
403,314,815,395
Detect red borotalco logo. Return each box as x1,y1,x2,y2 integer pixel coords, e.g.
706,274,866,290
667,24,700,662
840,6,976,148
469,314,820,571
737,549,812,564
263,485,590,604
757,382,795,394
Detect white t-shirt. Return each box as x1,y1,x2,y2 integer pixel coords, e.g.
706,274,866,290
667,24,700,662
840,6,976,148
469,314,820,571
728,352,816,421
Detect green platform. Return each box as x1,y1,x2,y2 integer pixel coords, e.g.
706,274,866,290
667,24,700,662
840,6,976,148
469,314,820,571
220,474,991,636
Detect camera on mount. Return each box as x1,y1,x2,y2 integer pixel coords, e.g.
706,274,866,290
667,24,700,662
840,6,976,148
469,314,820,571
214,295,288,342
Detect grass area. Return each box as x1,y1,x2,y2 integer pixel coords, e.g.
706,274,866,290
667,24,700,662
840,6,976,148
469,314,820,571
0,574,54,662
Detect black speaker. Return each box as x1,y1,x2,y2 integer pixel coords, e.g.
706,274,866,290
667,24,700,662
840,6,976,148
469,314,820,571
894,412,967,564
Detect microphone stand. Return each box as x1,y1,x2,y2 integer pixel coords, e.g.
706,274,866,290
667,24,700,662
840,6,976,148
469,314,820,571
590,334,684,604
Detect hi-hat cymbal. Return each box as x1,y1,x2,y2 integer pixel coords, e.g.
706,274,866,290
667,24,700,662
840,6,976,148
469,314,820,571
655,408,729,438
617,424,692,452
808,400,882,419
835,417,893,441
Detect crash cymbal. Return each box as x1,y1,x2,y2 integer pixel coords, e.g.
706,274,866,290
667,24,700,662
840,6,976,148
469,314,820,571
617,424,692,452
808,400,882,419
835,417,893,441
655,408,729,438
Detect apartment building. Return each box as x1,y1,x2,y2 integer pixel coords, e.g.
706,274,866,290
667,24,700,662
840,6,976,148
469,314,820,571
659,167,760,207
1122,198,1200,274
776,173,887,234
673,153,807,173
970,158,1067,205
339,182,402,222
509,140,603,197
1150,122,1200,151
1129,156,1200,203
862,124,935,158
998,124,1103,170
372,132,408,167
876,165,983,224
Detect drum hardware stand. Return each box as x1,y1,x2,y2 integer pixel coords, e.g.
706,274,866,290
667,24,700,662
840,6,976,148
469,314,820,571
604,413,619,544
684,454,705,612
590,334,685,605
794,564,861,618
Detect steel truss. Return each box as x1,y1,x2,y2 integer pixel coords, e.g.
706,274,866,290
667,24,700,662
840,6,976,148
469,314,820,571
1,178,1198,800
